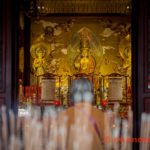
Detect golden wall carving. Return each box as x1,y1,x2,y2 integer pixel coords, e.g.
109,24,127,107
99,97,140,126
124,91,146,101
36,0,131,14
29,17,131,91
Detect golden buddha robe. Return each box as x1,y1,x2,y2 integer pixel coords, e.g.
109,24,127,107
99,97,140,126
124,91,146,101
33,58,47,76
74,55,95,74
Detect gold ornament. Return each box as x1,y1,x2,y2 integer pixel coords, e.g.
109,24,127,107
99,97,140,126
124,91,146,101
30,42,50,76
74,41,95,74
30,42,50,59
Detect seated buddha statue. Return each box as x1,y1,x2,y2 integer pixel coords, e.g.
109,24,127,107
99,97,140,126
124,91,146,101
74,42,95,74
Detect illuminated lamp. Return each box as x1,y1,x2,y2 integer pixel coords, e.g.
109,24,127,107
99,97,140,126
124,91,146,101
102,100,107,106
55,100,60,106
127,86,131,94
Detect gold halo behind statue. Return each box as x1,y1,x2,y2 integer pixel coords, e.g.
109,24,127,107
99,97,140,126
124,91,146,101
30,42,51,59
30,42,51,80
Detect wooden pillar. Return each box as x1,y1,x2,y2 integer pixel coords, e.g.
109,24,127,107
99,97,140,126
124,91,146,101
24,16,31,86
0,0,19,113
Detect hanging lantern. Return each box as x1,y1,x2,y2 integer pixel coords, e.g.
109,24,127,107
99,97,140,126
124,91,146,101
55,100,60,106
102,100,107,106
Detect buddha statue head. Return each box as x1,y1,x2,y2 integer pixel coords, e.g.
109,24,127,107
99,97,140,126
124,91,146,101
36,47,46,59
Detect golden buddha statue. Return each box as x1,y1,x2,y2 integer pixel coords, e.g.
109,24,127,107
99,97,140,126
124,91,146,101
74,41,95,74
33,47,47,76
30,42,50,77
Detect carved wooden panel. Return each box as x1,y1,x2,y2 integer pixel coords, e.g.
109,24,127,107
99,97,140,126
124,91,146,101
0,0,4,91
23,0,132,17
144,98,150,113
0,0,6,107
144,0,150,92
0,98,5,106
147,2,150,89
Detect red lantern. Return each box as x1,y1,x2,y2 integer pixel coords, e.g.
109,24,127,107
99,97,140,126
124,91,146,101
102,100,107,106
55,100,60,106
127,86,131,94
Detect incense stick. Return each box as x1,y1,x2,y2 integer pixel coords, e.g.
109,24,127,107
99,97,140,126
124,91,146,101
112,117,120,150
121,119,128,150
140,113,147,150
1,104,150,150
1,106,8,150
104,110,113,150
127,106,133,150
9,110,15,136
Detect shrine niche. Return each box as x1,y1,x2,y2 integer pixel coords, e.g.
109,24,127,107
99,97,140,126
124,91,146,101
30,42,50,76
68,27,102,75
18,15,132,115
29,17,131,82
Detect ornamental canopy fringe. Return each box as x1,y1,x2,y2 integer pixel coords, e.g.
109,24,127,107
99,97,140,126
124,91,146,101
22,0,132,16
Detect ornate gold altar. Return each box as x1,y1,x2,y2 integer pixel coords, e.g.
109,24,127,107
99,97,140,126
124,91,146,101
18,0,132,117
